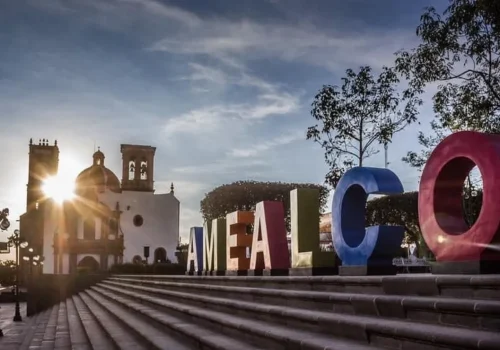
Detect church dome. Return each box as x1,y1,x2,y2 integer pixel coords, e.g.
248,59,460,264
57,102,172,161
75,149,121,196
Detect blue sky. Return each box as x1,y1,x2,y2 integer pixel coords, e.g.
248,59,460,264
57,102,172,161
0,0,448,247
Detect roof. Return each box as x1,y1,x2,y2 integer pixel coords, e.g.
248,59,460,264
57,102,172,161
75,150,121,197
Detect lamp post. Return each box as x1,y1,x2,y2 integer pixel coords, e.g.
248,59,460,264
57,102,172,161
0,208,11,337
7,229,28,322
23,248,40,275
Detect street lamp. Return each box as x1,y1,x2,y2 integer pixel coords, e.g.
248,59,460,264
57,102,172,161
7,229,28,322
23,248,40,275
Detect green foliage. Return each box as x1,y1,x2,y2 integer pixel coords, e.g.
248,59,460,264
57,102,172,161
366,192,420,244
402,120,451,170
200,180,329,231
0,260,15,286
109,262,185,275
307,66,421,187
396,0,500,142
365,190,483,258
0,259,15,267
175,243,189,267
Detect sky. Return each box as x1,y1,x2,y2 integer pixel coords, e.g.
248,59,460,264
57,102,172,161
0,0,450,250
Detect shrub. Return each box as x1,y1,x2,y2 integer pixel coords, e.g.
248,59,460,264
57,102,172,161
109,262,185,275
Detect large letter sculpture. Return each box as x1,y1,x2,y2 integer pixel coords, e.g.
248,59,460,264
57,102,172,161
290,188,337,275
249,201,290,275
226,211,254,275
203,218,227,275
419,131,500,274
186,227,203,275
332,167,404,275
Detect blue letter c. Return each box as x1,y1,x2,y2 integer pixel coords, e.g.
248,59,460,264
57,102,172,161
331,167,404,266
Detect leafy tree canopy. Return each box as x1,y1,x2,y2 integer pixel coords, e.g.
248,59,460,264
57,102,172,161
307,66,421,187
396,0,500,133
200,180,329,231
365,190,482,257
366,192,420,244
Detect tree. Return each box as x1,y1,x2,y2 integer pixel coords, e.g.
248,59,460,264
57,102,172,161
402,120,450,170
307,66,421,187
200,180,329,231
365,192,420,244
0,259,15,286
395,0,500,134
396,1,497,225
0,260,15,268
365,190,482,258
175,243,189,267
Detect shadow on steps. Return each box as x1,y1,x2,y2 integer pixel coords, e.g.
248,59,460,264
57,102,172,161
26,272,109,317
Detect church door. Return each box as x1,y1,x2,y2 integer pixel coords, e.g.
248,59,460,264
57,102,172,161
154,248,167,263
78,256,100,273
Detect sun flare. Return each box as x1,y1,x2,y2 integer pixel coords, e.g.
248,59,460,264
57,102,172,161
42,176,75,203
41,153,83,203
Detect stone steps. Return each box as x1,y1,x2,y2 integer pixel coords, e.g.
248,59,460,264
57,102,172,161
19,307,53,350
54,300,71,349
107,277,500,332
65,296,92,350
91,284,382,350
114,274,500,300
85,288,258,350
5,273,500,349
79,293,150,350
39,300,59,348
98,279,500,350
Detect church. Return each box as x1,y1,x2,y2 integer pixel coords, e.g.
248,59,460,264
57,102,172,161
19,138,180,275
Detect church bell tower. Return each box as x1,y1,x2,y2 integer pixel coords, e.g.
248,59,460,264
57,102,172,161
26,138,59,211
120,144,156,192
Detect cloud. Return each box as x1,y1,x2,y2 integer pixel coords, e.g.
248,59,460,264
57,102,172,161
150,19,415,72
177,63,229,86
117,0,201,28
178,207,202,241
172,159,268,176
32,0,416,73
10,0,429,249
163,90,301,135
228,130,304,158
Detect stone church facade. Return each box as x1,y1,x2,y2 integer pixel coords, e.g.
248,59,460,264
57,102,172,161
19,138,180,275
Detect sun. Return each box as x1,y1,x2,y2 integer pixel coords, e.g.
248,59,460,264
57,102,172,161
41,153,82,203
42,175,75,203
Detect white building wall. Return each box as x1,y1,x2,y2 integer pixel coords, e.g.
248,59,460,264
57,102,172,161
42,200,58,274
77,217,83,239
62,253,69,274
108,254,115,268
95,218,101,240
99,190,180,263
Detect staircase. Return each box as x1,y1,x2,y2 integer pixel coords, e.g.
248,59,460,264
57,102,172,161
3,274,500,349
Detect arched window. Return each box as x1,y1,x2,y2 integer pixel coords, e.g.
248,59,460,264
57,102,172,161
140,160,148,180
128,159,136,180
83,218,95,240
154,248,167,263
132,255,142,264
77,256,99,272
